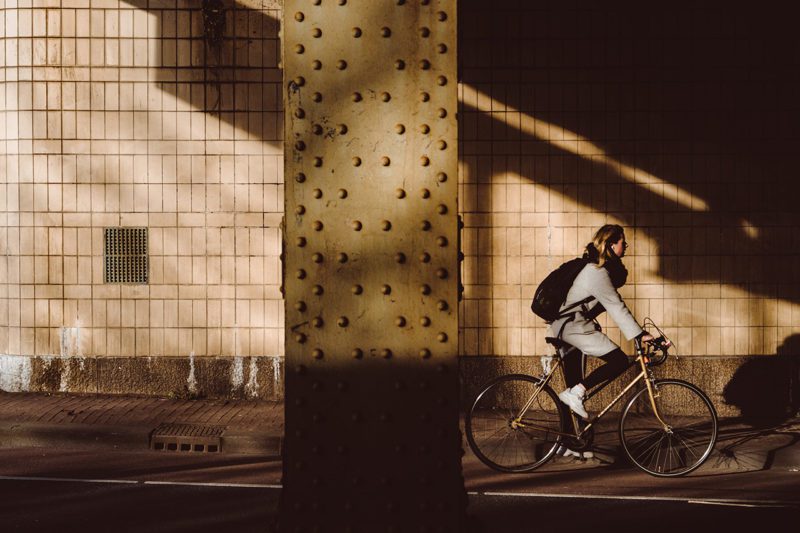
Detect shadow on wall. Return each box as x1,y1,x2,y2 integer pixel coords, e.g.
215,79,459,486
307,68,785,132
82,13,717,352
124,0,282,142
458,0,800,303
723,335,800,425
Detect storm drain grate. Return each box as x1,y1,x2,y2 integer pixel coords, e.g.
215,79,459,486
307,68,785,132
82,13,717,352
150,423,226,453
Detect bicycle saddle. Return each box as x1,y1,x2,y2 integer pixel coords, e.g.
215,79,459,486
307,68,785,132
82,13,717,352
545,337,582,358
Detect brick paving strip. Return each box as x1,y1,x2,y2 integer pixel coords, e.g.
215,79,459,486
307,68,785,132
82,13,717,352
0,392,284,455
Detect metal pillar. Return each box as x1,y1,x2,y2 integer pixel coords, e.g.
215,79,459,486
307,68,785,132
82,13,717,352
281,1,463,531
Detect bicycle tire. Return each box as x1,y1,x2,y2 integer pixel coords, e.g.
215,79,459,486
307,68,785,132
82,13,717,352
619,379,718,477
466,374,565,473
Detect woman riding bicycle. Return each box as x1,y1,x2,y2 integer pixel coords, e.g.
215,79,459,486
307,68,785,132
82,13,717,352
549,224,654,419
467,226,714,475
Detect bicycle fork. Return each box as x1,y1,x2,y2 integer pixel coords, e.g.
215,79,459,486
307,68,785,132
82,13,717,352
638,355,672,432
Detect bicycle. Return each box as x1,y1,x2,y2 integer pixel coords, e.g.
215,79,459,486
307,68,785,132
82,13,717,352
465,318,718,477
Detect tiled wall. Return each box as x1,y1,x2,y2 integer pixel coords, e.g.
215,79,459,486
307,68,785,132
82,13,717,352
3,1,799,403
1,1,284,376
458,1,800,365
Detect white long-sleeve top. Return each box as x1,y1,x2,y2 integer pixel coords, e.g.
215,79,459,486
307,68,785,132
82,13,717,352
547,263,644,356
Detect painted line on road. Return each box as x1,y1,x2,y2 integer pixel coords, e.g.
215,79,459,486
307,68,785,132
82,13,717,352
0,475,281,489
468,491,799,509
0,475,138,485
688,500,789,508
144,480,282,489
2,476,795,508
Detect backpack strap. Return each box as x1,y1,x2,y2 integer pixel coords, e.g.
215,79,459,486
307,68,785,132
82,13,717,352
583,302,605,321
555,295,595,320
553,295,595,339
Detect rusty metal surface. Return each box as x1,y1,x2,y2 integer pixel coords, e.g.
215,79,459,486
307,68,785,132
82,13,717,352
282,0,463,530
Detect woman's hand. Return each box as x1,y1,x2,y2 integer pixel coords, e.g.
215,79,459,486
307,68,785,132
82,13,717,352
642,333,673,349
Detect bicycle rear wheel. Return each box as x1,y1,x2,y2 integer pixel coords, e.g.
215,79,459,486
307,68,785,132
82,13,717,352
466,374,565,473
619,379,718,477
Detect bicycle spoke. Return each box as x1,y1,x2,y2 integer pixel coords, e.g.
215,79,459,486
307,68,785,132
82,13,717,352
672,431,703,451
486,408,510,423
473,422,511,441
626,427,669,467
628,433,661,457
512,428,534,465
669,436,688,468
478,423,510,443
664,435,683,471
629,430,667,459
513,428,536,466
664,436,675,470
485,427,515,464
498,432,513,466
671,431,702,459
649,433,669,471
486,424,519,464
641,428,664,464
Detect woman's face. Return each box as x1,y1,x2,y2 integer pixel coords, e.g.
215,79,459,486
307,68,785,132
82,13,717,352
611,234,627,257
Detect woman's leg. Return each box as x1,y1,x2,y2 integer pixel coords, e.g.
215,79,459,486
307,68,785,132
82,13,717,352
561,348,584,389
559,348,590,420
581,348,629,390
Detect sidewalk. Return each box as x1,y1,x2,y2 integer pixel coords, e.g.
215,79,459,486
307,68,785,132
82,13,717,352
1,392,799,472
0,392,284,455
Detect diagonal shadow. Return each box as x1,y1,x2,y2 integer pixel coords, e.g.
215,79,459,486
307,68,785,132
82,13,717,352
123,0,283,146
458,0,800,304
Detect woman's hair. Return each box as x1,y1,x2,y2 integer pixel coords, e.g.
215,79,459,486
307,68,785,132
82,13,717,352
589,224,625,267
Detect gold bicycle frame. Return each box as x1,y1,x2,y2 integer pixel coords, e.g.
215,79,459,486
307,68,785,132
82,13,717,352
513,348,671,438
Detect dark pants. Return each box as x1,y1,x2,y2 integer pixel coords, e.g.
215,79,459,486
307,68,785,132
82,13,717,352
563,347,629,391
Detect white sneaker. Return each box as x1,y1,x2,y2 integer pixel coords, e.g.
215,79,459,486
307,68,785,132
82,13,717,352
556,445,581,458
555,445,594,460
559,386,589,420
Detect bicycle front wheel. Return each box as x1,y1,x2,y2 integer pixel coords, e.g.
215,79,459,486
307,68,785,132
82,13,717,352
619,379,718,477
466,374,565,473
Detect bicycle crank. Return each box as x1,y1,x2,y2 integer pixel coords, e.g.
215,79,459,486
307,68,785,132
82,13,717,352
564,421,595,452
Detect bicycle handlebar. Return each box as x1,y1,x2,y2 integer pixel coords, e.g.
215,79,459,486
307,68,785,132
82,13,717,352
636,335,670,365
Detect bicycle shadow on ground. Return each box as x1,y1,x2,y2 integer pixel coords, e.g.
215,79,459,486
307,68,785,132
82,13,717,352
707,420,800,473
709,335,800,471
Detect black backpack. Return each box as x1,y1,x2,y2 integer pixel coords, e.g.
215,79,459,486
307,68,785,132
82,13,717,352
531,258,594,323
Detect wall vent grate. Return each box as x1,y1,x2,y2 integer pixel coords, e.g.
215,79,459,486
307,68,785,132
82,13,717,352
104,227,149,284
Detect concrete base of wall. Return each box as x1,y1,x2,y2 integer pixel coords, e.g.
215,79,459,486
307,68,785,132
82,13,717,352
0,354,284,400
459,355,800,419
2,353,797,419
